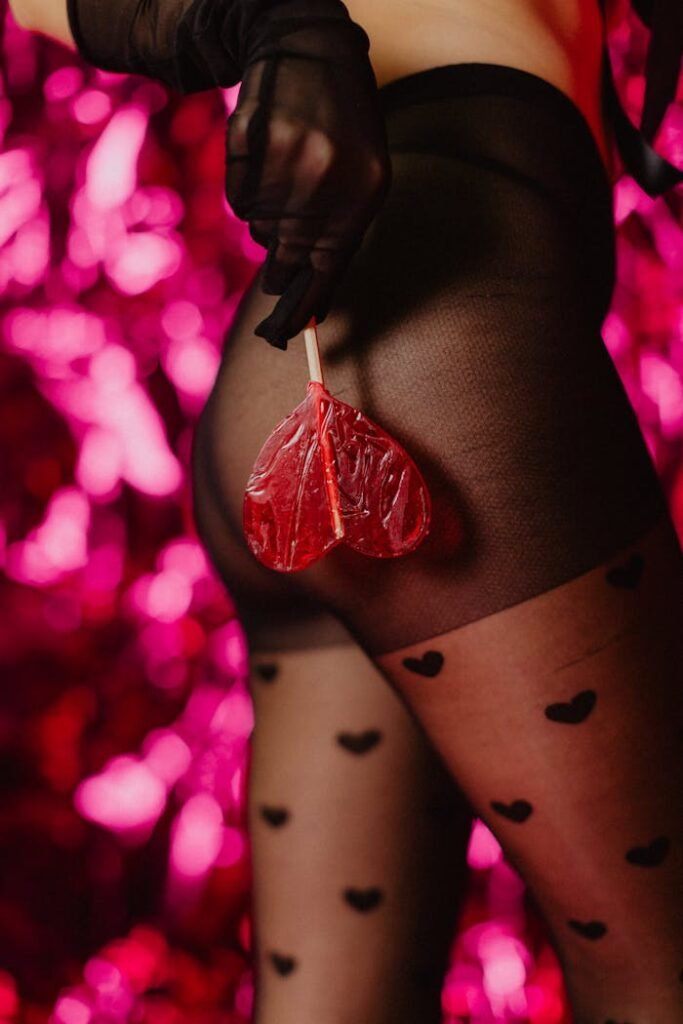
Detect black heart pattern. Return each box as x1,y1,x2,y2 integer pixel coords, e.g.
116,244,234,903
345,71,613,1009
567,919,607,940
270,952,296,975
343,887,384,912
545,689,596,725
605,552,644,589
254,662,279,682
402,650,444,677
490,799,533,823
260,805,290,827
625,835,670,867
336,729,382,754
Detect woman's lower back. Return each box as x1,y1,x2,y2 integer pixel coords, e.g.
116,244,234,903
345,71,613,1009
342,0,615,177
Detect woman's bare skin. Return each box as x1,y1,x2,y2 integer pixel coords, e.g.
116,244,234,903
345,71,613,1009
345,0,615,178
9,0,616,178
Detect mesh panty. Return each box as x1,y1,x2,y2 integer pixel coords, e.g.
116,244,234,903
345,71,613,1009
196,63,670,658
192,63,683,1021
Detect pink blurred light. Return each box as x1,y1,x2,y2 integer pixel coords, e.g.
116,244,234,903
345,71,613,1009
186,265,227,306
216,826,246,868
0,147,33,191
209,619,249,678
143,730,192,786
10,210,49,285
602,310,631,359
506,986,532,1017
441,970,484,1018
211,689,255,739
238,223,267,263
146,570,193,621
84,542,124,590
487,858,527,918
52,995,92,1024
5,487,90,584
0,973,18,1018
137,621,184,669
467,818,502,869
132,570,193,623
85,107,148,210
75,756,167,833
613,177,647,224
102,927,168,994
126,187,184,229
650,204,683,269
5,307,106,363
105,232,182,295
164,335,219,401
64,345,184,496
71,186,126,263
0,99,11,146
0,178,41,247
39,489,89,565
44,65,83,102
181,683,231,737
526,986,566,1024
480,934,527,998
90,344,135,386
640,352,683,436
72,90,112,125
67,227,98,269
77,427,122,497
160,539,209,582
162,300,203,340
233,979,254,1019
82,959,134,1019
84,960,120,993
170,793,224,879
230,764,245,805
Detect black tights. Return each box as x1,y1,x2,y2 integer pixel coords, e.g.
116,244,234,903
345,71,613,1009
191,64,683,1023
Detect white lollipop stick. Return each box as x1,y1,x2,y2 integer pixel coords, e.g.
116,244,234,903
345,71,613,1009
303,317,344,539
304,319,324,384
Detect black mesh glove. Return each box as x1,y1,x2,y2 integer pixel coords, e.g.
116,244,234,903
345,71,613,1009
66,0,393,350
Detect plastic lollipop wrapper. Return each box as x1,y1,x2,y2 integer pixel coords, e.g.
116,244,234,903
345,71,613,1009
243,318,432,572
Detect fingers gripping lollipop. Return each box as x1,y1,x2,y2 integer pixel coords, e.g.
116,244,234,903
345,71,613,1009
243,318,432,572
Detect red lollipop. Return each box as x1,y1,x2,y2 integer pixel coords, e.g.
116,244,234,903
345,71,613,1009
243,318,431,571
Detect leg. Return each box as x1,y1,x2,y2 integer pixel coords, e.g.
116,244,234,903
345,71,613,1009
245,640,473,1024
377,515,683,1023
191,406,474,1024
199,64,683,1022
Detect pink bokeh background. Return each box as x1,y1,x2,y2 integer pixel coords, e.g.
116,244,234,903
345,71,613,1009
0,1,681,1021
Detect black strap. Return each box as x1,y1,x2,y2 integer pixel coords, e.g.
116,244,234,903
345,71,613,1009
598,0,683,196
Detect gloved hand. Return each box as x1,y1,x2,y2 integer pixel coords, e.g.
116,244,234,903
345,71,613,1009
66,0,393,350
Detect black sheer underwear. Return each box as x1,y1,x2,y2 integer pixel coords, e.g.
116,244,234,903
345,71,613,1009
192,63,672,656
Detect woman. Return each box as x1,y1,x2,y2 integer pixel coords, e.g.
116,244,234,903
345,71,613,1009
13,0,683,1020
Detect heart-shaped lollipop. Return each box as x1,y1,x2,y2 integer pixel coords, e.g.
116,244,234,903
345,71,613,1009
243,318,431,571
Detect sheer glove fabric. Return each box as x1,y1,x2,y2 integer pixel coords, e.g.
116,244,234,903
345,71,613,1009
66,0,392,349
